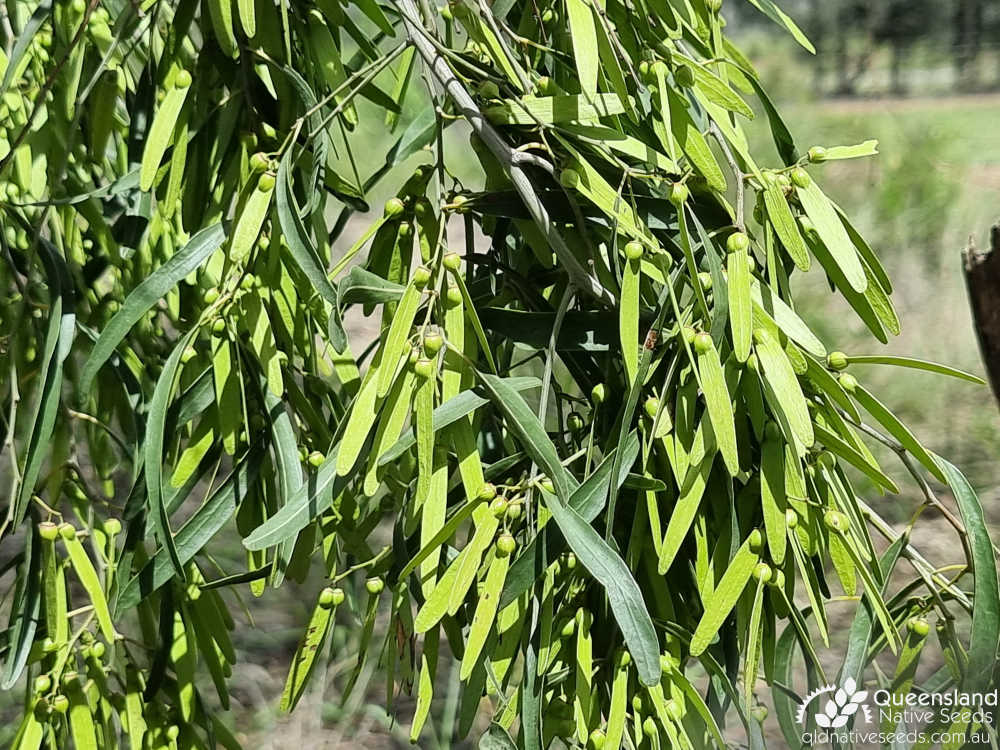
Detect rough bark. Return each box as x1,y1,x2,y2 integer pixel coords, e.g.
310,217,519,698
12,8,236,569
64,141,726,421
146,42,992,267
963,222,1000,405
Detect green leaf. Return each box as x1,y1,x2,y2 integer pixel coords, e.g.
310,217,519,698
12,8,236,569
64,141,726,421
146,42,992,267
565,0,598,97
845,356,985,385
796,180,867,293
762,183,809,271
936,458,1000,693
479,723,517,750
79,224,226,395
690,532,760,655
697,341,738,475
744,0,815,53
485,94,628,124
280,589,337,711
753,328,813,448
815,140,878,160
140,81,191,191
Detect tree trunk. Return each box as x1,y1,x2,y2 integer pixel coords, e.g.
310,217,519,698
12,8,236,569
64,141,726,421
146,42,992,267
963,223,1000,406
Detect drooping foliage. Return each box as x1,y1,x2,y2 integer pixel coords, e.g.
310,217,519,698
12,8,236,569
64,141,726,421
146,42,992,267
0,0,997,748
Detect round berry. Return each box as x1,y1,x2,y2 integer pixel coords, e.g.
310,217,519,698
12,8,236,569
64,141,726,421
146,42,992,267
907,617,930,637
103,518,122,536
698,271,713,291
38,522,60,541
174,70,192,89
423,333,444,355
643,717,658,739
478,81,500,100
567,413,585,432
180,346,197,364
560,618,575,638
442,252,461,271
827,351,849,371
307,451,325,467
693,332,713,355
58,523,76,540
591,383,606,405
588,729,607,750
838,373,858,393
669,182,689,205
748,529,763,552
807,146,828,163
384,197,405,217
564,552,577,570
89,642,106,659
35,675,52,694
211,318,226,334
538,477,555,494
318,587,337,608
496,533,517,557
726,231,749,254
674,65,695,87
51,695,69,714
249,152,269,173
365,577,384,595
823,509,849,534
414,358,434,380
257,173,275,192
412,266,432,288
624,241,643,261
752,562,772,583
751,705,768,723
203,288,220,304
166,725,180,741
706,0,722,13
445,285,462,306
505,503,522,521
331,587,346,606
616,649,632,668
489,496,509,519
790,167,811,188
644,396,660,420
785,508,798,529
477,483,497,502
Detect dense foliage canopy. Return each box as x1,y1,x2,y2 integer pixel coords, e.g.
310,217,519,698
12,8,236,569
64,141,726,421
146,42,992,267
1,0,998,748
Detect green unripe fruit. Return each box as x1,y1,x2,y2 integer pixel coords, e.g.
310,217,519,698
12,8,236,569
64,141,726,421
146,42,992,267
693,332,713,354
167,725,180,741
505,503,522,521
51,695,69,714
331,587,346,606
318,587,337,608
560,168,580,189
384,197,405,217
249,152,269,173
769,569,786,588
412,265,432,288
423,333,444,355
539,477,555,494
807,146,828,163
790,167,811,188
440,4,453,19
38,522,59,541
660,653,677,674
706,0,722,13
638,60,652,81
89,641,106,659
365,577,384,595
698,271,713,291
838,373,858,393
751,705,768,723
752,562,772,583
541,8,558,23
643,396,660,419
307,451,325,467
642,716,658,738
414,358,434,379
748,529,763,552
588,729,607,750
818,450,836,470
674,65,695,87
591,383,606,405
442,252,462,271
564,552,577,569
827,351,849,371
496,533,516,557
785,509,798,529
240,274,257,291
616,649,631,668
211,318,226,334
726,231,749,254
669,182,689,205
823,509,849,534
203,288,220,304
35,675,52,694
535,76,555,95
567,413,585,432
490,496,509,519
180,346,197,364
624,240,643,260
764,421,781,442
682,326,697,345
41,638,58,653
477,483,497,502
257,173,275,191
478,81,500,99
174,70,192,89
103,518,122,536
446,285,462,306
907,617,930,637
58,523,76,540
560,618,575,637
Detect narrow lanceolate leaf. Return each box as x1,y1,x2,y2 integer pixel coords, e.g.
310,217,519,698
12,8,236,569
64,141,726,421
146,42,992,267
542,491,661,686
280,591,337,711
762,183,809,270
460,550,510,680
206,0,238,56
760,436,786,564
62,532,118,642
851,384,946,483
817,140,879,160
229,176,273,262
620,256,640,385
753,328,813,448
697,342,738,475
658,455,713,575
80,224,226,394
338,370,382,476
936,458,1000,693
728,247,752,362
796,180,867,292
565,0,598,96
140,78,191,191
377,281,422,397
67,683,98,750
605,660,630,750
484,93,627,124
690,533,760,655
845,356,985,384
237,0,256,36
